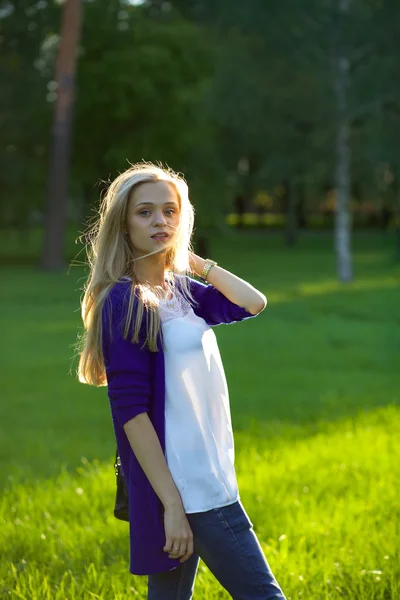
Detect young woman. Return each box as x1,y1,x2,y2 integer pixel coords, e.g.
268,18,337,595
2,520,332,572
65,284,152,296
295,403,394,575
78,163,286,600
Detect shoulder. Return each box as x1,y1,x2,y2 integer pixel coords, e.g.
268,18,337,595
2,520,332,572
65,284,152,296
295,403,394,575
105,277,140,309
102,278,141,332
175,273,257,326
174,273,205,296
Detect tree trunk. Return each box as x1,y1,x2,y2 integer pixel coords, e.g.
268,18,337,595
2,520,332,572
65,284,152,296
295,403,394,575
40,0,82,271
194,234,209,258
392,167,400,260
333,0,353,282
296,180,307,229
283,179,297,246
235,194,246,230
396,199,400,260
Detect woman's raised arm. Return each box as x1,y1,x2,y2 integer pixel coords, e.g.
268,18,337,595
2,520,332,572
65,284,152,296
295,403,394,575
189,252,267,316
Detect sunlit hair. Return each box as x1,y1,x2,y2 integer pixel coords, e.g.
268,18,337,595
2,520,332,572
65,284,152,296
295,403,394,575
76,161,196,387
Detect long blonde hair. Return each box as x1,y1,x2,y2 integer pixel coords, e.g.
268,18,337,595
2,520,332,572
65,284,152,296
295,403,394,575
76,162,196,387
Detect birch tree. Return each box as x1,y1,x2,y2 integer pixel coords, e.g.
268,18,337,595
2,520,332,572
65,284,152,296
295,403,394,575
333,0,353,281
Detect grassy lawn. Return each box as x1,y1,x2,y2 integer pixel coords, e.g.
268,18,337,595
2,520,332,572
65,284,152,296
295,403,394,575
0,232,399,599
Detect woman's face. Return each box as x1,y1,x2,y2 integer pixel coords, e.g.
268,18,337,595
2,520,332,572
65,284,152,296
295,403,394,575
126,180,181,258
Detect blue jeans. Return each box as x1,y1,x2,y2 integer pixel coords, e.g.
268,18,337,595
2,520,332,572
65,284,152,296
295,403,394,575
147,499,286,600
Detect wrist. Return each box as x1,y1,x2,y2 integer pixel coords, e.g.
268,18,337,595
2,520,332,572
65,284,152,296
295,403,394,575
162,496,183,510
189,252,206,276
199,258,217,281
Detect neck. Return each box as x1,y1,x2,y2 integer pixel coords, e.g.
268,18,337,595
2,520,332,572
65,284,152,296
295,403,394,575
133,253,167,288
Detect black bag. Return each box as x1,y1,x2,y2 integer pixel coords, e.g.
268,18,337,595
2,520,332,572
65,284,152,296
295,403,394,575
114,447,129,521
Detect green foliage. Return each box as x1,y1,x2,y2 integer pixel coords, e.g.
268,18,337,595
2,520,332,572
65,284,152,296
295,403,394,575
0,0,59,227
2,0,400,251
72,2,218,224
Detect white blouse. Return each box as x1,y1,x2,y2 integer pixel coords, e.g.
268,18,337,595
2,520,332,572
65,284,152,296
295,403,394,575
159,290,240,513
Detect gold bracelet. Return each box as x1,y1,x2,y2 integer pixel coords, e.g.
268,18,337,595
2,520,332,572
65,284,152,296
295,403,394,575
199,259,217,281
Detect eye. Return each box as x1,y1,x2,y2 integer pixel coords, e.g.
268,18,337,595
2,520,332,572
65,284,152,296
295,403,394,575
139,210,151,216
166,209,176,215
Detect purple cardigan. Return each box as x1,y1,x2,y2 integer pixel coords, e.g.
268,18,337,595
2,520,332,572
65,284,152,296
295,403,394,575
102,275,259,575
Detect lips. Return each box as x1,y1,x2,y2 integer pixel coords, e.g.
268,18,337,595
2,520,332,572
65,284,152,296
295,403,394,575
151,233,169,241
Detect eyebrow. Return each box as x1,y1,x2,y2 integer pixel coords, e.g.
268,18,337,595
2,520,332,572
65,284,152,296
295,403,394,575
135,201,179,207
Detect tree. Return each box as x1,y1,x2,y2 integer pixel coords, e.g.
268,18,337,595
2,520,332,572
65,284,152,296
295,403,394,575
169,0,400,274
333,0,353,281
71,1,218,251
41,0,82,270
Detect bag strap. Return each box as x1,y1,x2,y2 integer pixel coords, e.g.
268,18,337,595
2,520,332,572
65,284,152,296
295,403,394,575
114,446,120,477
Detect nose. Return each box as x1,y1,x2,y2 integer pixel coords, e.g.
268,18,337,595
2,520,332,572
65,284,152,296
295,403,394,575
153,210,167,227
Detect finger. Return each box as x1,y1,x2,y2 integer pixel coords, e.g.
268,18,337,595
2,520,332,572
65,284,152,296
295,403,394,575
169,542,185,558
163,538,174,553
167,540,180,555
179,538,194,563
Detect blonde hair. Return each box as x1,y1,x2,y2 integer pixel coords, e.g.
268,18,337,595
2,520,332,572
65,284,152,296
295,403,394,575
76,162,196,387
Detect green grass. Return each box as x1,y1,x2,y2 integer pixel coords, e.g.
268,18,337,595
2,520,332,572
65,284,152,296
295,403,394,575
1,232,399,599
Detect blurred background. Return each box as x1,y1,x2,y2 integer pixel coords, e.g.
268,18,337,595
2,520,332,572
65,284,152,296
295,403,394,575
1,1,400,599
1,0,400,272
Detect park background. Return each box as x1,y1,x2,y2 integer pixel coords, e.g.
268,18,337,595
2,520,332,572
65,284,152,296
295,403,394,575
1,0,400,598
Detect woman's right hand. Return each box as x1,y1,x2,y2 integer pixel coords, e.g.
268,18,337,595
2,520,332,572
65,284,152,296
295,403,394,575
162,503,194,563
